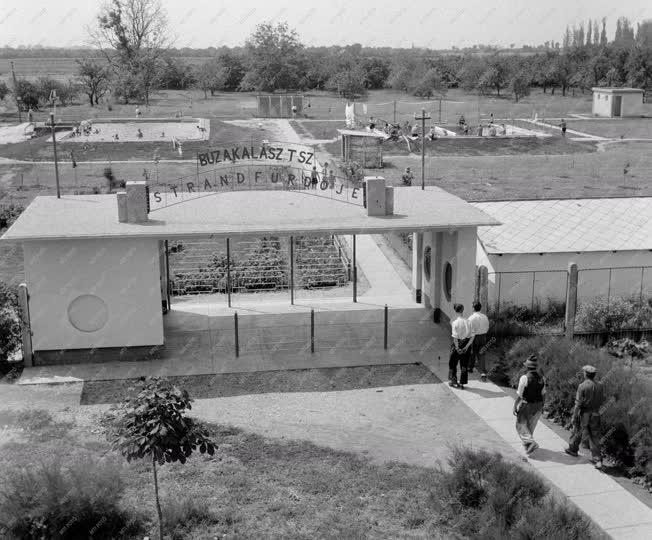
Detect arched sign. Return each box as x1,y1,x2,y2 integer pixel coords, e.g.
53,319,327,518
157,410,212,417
148,141,364,211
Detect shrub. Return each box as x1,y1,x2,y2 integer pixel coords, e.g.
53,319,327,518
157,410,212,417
0,281,21,363
0,455,143,539
0,204,24,229
163,496,220,540
501,336,652,473
576,296,652,331
437,446,593,539
0,408,53,431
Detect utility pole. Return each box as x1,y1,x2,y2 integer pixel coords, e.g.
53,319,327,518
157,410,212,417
10,61,22,123
414,108,431,190
393,100,397,125
50,113,60,198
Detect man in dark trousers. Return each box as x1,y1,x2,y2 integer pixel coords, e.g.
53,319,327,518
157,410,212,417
468,301,490,381
565,365,605,469
449,303,473,389
560,118,567,137
513,355,546,455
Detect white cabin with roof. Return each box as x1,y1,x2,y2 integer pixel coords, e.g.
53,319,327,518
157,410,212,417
591,87,646,118
473,197,652,309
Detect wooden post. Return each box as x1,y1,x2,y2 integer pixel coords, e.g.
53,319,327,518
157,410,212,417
50,113,60,198
18,283,32,367
353,235,357,303
290,236,294,305
234,312,239,357
414,109,431,190
226,238,232,307
565,263,579,338
384,304,388,350
477,265,489,314
310,309,315,353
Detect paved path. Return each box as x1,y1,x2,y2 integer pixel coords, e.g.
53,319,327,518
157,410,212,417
423,357,652,540
354,234,411,298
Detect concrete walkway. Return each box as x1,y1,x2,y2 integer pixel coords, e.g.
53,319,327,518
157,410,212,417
353,234,411,298
423,357,652,540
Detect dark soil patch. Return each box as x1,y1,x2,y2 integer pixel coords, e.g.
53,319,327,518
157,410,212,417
80,363,438,405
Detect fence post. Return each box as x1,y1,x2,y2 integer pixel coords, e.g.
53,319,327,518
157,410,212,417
18,283,32,367
310,309,315,354
352,234,357,303
565,263,578,339
234,312,239,357
477,266,489,314
226,238,232,307
384,304,388,350
290,236,294,305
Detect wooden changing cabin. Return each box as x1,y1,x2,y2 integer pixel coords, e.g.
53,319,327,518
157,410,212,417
338,129,384,168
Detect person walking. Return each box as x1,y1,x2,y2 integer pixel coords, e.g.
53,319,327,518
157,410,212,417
468,301,490,381
560,118,567,137
565,365,604,469
513,355,546,455
310,166,319,190
449,303,473,390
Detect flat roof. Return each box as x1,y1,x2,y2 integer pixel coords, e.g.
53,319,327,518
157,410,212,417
591,87,644,94
473,197,652,254
2,187,500,242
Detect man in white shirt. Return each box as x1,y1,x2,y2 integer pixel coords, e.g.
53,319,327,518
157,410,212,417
468,301,490,381
449,303,473,389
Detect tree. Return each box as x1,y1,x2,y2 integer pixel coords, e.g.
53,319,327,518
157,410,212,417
361,57,390,89
241,21,304,91
107,377,216,540
600,18,608,47
478,57,511,96
91,0,172,104
510,71,532,102
12,79,39,110
0,81,8,101
412,68,447,99
326,66,367,99
193,58,225,98
76,58,110,106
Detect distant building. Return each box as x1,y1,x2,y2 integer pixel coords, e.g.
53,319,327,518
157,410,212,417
591,87,645,118
473,197,652,309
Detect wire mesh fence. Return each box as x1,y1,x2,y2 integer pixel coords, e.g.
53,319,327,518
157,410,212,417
487,270,568,332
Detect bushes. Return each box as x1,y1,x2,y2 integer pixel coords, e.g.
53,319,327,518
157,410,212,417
163,497,221,540
0,204,24,230
499,336,652,476
0,455,143,539
0,281,21,363
436,446,593,539
576,296,652,331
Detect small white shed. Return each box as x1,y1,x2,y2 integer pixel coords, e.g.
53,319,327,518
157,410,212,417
592,87,645,118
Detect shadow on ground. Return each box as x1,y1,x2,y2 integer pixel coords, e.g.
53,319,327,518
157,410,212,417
80,362,439,405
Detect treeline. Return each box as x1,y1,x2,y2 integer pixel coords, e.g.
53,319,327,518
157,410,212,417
2,16,652,109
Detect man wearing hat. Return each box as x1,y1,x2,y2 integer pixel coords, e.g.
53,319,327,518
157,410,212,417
513,354,546,455
565,365,604,469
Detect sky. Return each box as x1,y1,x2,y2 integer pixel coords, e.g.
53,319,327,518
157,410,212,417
1,0,651,50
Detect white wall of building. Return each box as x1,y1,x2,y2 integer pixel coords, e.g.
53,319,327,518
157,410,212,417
422,227,477,321
480,248,652,309
592,90,646,117
24,238,164,351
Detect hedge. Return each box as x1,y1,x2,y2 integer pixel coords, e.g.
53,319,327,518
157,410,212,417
493,336,651,483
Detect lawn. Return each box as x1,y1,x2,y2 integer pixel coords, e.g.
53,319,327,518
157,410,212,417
370,141,652,200
564,118,652,139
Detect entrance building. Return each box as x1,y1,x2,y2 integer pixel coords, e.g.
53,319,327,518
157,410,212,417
2,177,499,367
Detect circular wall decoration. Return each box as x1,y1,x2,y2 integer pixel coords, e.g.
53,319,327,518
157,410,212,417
423,246,432,282
443,262,453,302
67,294,108,333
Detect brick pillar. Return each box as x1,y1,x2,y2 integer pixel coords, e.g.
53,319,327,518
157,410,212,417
565,262,578,338
17,283,32,367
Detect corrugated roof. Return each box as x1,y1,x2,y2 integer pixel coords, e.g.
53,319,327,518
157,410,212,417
472,198,652,254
